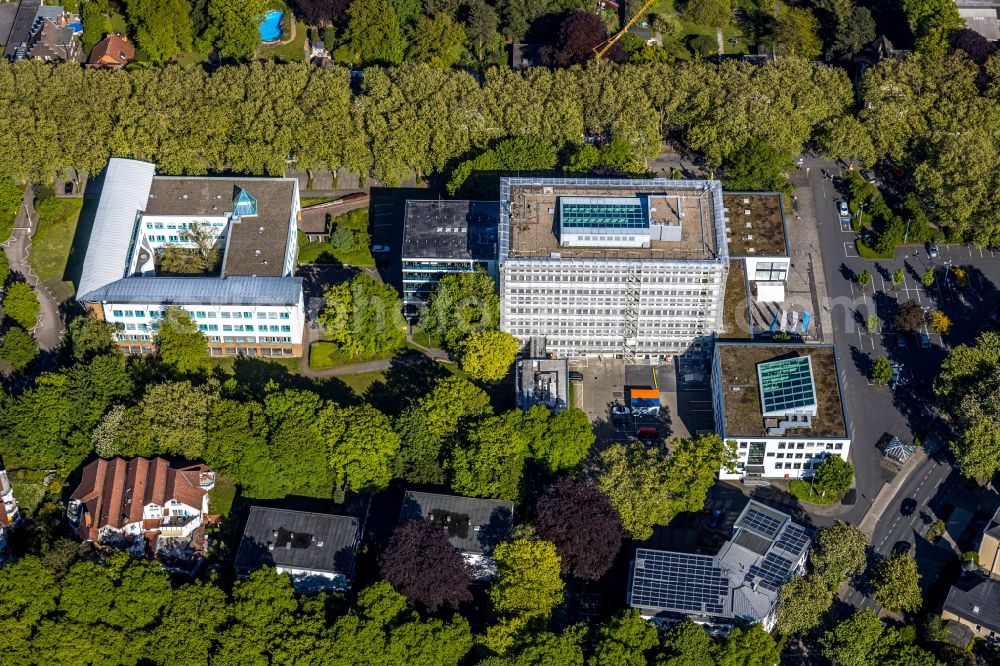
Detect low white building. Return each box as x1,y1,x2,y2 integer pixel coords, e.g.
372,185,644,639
712,342,851,481
77,158,305,357
629,500,812,632
67,457,215,556
234,507,361,593
0,469,19,560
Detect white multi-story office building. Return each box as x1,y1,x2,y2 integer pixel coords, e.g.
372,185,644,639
77,158,305,357
712,342,851,481
498,178,731,361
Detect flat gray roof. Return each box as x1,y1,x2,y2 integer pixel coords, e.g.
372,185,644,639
235,507,360,582
400,491,513,555
147,177,296,278
402,200,498,261
81,276,303,307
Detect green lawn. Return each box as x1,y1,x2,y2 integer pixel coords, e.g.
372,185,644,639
30,197,83,285
788,479,838,505
309,341,395,370
208,475,238,517
677,19,747,55
337,369,388,394
301,196,339,208
8,469,47,516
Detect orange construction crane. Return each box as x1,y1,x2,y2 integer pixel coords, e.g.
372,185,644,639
592,0,658,59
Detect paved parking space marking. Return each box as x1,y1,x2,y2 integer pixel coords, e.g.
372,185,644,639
844,241,858,257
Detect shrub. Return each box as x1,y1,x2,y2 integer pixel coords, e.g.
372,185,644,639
3,282,40,329
331,226,354,250
0,326,38,372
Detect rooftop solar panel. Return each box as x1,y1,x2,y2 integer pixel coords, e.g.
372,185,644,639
745,552,795,592
631,550,729,615
741,508,783,537
757,356,817,416
774,523,812,558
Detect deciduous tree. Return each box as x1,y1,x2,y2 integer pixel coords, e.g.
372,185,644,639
4,282,40,329
67,316,117,362
449,412,527,500
775,574,833,635
341,0,406,65
406,14,467,68
930,310,951,335
319,273,406,358
871,355,893,384
520,406,595,474
660,620,715,666
459,329,520,382
156,306,211,375
490,537,564,618
597,442,671,540
319,403,400,492
421,270,499,351
810,520,868,589
715,625,783,666
0,326,37,372
812,455,853,496
532,478,623,580
589,609,658,666
873,552,922,612
124,0,195,61
379,519,474,612
542,11,624,66
769,7,822,59
895,300,924,333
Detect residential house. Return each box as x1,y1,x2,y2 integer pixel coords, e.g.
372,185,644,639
942,571,1000,646
979,505,1000,578
88,32,135,69
629,500,812,632
400,491,514,578
26,13,81,62
234,507,361,593
67,457,215,558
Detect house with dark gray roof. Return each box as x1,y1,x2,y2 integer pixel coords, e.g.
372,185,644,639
400,491,513,578
628,500,812,632
942,571,1000,645
235,507,361,593
77,158,305,358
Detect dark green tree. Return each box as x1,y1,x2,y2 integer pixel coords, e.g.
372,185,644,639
812,455,853,496
722,140,794,195
124,0,196,61
341,0,406,65
318,273,406,358
421,269,499,351
449,412,527,500
4,282,40,330
67,316,117,362
589,609,658,666
519,406,595,474
207,0,266,60
0,326,37,372
156,306,211,375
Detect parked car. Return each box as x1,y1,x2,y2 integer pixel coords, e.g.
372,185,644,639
861,170,877,183
920,334,931,348
636,427,658,440
927,242,939,258
568,371,584,382
901,498,917,517
892,540,913,555
371,244,391,254
837,201,849,219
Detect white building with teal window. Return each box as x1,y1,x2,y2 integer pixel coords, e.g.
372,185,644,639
711,341,852,481
77,158,306,357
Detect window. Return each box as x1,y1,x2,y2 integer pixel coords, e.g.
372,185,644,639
258,313,267,319
279,312,289,319
777,443,785,449
793,463,802,469
223,325,233,332
135,310,145,317
124,310,134,317
112,310,123,317
243,312,252,318
195,311,206,319
797,443,805,449
221,312,231,319
775,463,784,469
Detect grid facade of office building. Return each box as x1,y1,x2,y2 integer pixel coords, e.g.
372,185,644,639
498,177,729,361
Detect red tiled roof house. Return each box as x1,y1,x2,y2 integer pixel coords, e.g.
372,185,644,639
87,32,135,69
68,457,214,554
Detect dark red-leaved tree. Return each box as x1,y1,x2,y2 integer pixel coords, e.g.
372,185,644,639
542,11,626,67
379,519,473,613
291,0,352,26
533,477,624,581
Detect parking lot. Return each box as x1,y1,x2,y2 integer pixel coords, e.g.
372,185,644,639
571,358,716,445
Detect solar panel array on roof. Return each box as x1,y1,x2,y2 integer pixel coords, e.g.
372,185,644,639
632,550,729,615
757,356,817,416
774,523,812,558
560,197,648,229
741,508,783,537
745,552,795,592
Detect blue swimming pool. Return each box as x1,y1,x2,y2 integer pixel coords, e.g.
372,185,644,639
259,10,283,41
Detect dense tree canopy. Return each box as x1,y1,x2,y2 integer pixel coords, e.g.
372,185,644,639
3,282,40,330
775,574,833,635
207,0,266,60
124,0,195,61
0,326,37,372
155,306,210,375
596,434,735,539
532,477,623,580
318,273,406,358
421,270,499,351
934,331,1000,479
380,519,473,612
809,520,868,589
873,553,922,612
449,412,527,500
459,329,520,382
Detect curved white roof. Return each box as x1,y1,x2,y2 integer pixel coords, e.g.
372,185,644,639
77,158,156,302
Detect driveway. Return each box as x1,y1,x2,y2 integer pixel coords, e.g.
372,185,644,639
1,186,64,353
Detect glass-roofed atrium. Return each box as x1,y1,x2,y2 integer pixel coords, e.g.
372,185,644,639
559,196,648,229
756,356,817,417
